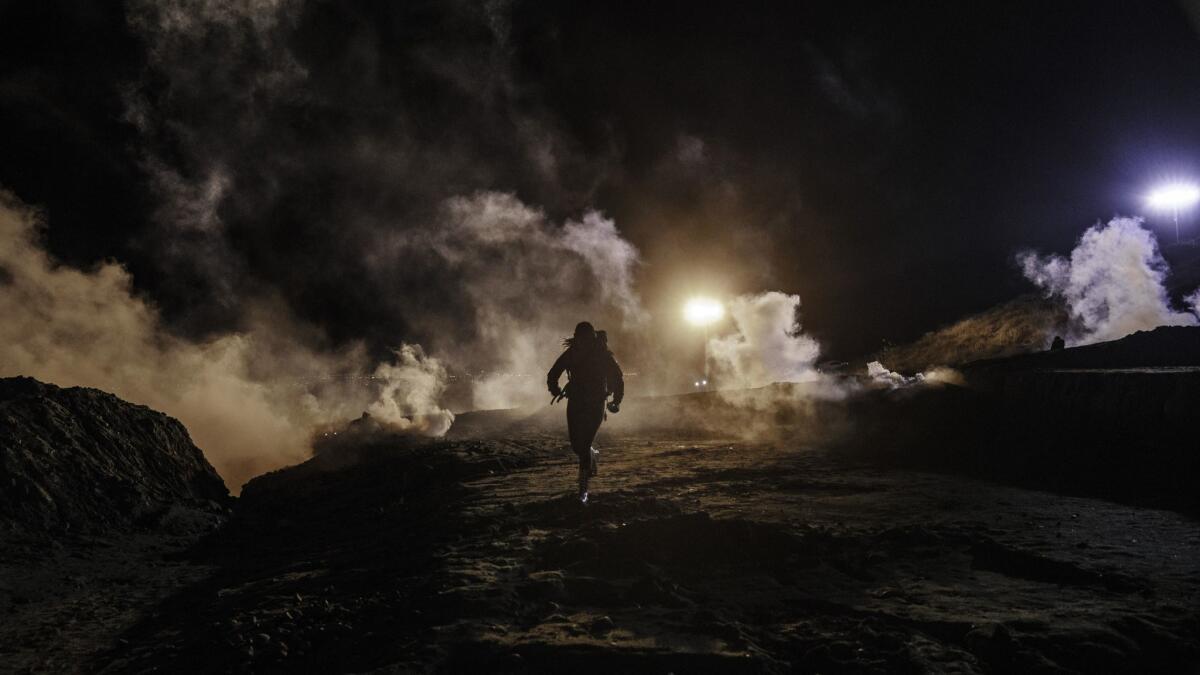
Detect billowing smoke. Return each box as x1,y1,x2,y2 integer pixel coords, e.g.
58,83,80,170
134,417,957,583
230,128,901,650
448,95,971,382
0,0,653,491
365,345,454,435
1018,217,1198,345
7,0,947,489
708,292,821,389
0,194,452,491
395,191,645,410
703,290,965,400
119,0,643,416
866,361,964,388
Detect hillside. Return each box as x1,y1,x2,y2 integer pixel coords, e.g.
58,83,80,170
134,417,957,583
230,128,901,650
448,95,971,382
0,376,230,535
868,295,1069,374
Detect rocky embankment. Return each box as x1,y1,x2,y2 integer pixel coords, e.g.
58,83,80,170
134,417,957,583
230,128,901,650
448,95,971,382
0,376,230,535
865,295,1069,374
1,376,233,672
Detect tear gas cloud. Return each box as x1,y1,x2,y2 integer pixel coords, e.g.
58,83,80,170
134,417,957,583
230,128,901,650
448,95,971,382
707,292,821,389
866,362,965,389
701,291,963,395
4,0,662,486
701,292,864,414
411,191,646,411
1,185,824,487
121,0,644,417
1018,217,1199,345
0,194,452,491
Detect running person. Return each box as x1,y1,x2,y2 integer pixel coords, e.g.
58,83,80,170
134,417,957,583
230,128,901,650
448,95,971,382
546,322,624,502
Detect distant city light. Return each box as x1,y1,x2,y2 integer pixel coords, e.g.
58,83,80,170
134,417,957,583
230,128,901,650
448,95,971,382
683,297,724,326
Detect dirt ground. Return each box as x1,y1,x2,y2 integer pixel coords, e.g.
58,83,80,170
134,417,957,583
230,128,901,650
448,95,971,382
0,531,215,673
5,431,1193,673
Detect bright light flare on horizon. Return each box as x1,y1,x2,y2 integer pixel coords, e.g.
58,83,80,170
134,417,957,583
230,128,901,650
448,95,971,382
683,296,725,326
1146,182,1200,211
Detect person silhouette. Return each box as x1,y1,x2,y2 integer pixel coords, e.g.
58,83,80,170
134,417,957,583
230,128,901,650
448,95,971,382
547,321,624,503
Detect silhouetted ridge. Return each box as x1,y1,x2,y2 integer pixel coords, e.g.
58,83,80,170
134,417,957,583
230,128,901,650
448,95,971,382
966,325,1200,372
0,376,229,534
867,295,1069,374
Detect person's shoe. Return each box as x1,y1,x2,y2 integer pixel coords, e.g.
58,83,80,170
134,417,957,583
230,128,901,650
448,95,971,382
589,447,599,476
578,466,590,503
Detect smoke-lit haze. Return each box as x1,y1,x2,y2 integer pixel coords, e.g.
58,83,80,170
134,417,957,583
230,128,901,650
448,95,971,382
0,193,451,489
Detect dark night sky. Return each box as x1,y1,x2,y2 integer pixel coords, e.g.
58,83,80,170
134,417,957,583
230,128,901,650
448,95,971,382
3,0,1200,363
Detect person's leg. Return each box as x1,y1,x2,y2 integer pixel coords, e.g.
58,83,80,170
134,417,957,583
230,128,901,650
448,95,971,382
567,399,591,468
577,399,605,477
566,399,592,498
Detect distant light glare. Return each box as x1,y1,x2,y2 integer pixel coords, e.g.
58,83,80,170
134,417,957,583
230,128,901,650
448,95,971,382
683,297,724,326
1146,182,1200,211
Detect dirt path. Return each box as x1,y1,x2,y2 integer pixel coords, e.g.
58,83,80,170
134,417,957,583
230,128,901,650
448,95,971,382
71,437,1200,672
0,533,214,674
436,439,1200,672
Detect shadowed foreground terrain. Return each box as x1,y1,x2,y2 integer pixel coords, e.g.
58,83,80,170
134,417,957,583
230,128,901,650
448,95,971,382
82,435,1200,673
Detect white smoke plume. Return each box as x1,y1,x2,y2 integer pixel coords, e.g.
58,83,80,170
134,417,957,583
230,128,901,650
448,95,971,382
365,345,455,436
708,292,821,389
396,191,646,411
866,361,964,389
1018,217,1198,345
865,361,909,388
1188,288,1200,320
0,194,452,491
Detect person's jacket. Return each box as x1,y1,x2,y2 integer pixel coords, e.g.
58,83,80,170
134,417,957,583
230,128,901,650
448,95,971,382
547,341,624,403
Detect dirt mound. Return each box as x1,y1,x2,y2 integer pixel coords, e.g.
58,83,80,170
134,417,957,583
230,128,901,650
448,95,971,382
869,295,1068,374
0,376,230,535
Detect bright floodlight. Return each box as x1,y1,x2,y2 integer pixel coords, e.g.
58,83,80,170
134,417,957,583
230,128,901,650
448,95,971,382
1146,182,1200,211
683,297,724,326
1146,182,1200,242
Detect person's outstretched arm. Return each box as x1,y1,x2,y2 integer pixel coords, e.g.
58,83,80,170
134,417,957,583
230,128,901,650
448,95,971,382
547,351,569,396
606,352,624,404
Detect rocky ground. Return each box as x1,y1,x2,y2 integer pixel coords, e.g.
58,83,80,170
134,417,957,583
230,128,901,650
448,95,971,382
46,433,1196,673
